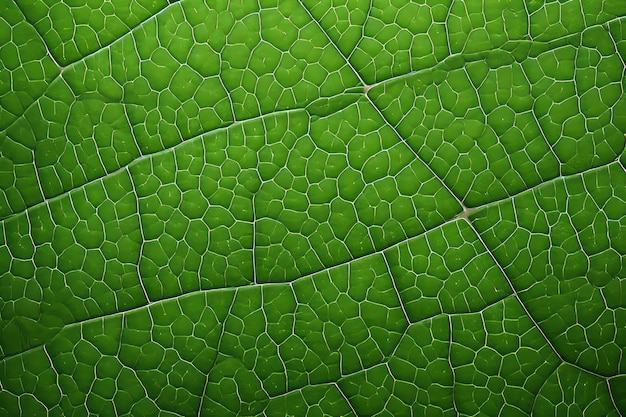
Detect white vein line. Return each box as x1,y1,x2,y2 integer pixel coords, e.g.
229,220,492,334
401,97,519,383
196,291,238,417
333,382,359,417
304,3,472,210
1,158,622,363
606,376,624,417
2,0,182,135
295,0,368,87
464,215,611,381
0,107,302,223
381,251,410,325
529,362,561,416
126,165,151,304
448,314,460,417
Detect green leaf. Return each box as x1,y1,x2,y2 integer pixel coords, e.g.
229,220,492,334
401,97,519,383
1,0,625,415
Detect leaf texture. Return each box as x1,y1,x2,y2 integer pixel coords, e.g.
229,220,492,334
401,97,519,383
1,0,625,415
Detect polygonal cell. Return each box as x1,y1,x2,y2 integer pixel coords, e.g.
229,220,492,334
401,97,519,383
350,0,452,84
472,162,626,376
385,220,512,323
369,57,561,206
31,60,140,199
0,1,59,130
255,97,461,282
15,0,171,65
119,293,230,416
446,0,528,54
349,0,529,83
292,254,408,377
124,3,234,152
451,297,561,416
340,315,455,416
219,0,360,119
0,346,61,415
609,375,626,415
0,130,43,220
533,363,620,416
5,2,240,212
130,125,261,300
202,253,407,415
265,384,355,417
0,169,145,356
2,0,367,217
523,39,625,175
202,285,295,415
43,317,132,416
300,0,369,56
529,0,625,42
3,48,143,210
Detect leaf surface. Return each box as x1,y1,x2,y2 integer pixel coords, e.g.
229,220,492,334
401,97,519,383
1,0,625,415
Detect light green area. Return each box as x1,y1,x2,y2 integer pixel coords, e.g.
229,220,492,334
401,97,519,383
0,0,625,415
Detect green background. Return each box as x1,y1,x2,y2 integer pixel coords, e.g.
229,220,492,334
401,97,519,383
1,0,625,415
